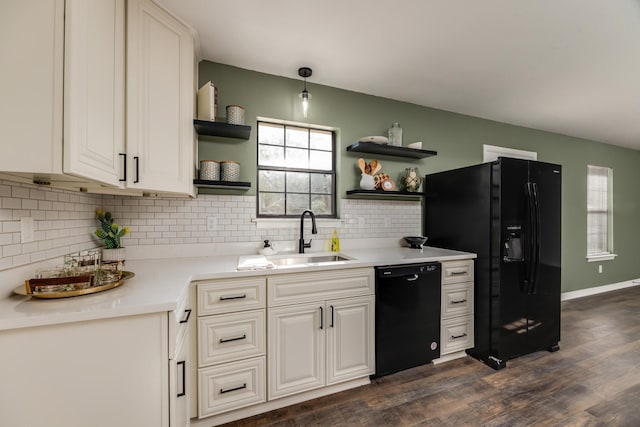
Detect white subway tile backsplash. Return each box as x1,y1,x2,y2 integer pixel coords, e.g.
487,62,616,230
0,178,422,271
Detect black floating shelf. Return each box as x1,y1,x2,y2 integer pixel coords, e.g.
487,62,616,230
346,189,424,198
346,141,437,159
193,120,251,140
194,180,251,190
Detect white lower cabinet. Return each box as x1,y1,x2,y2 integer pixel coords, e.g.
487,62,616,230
268,295,374,399
267,269,375,400
437,259,475,360
192,268,375,426
195,277,267,419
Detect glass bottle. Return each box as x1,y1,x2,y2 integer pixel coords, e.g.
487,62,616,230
388,122,403,147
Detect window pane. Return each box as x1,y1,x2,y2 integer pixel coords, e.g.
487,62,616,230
259,145,285,167
259,193,285,215
311,194,332,215
286,194,309,214
286,127,308,148
309,150,332,171
311,173,332,194
310,130,332,151
285,147,309,169
259,170,285,192
286,172,309,193
258,123,284,145
587,165,611,255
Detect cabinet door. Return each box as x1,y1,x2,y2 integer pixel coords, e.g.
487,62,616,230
0,0,64,174
63,0,125,186
268,303,325,400
326,296,375,385
127,0,194,195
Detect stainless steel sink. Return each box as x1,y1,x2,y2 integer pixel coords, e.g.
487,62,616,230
268,254,351,266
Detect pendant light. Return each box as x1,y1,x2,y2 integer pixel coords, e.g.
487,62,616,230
298,67,312,117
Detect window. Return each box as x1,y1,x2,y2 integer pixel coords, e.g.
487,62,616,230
257,121,336,217
586,165,616,261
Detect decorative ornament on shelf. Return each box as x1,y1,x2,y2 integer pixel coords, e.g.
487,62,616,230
401,167,422,192
95,209,129,262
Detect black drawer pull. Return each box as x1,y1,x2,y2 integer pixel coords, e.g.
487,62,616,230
133,156,139,183
179,308,192,324
450,271,468,276
219,294,247,301
119,153,127,182
219,334,247,344
177,360,186,397
451,299,467,305
220,383,247,394
451,333,468,339
319,306,324,330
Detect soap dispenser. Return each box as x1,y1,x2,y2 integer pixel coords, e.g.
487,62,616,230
330,230,340,252
260,240,277,256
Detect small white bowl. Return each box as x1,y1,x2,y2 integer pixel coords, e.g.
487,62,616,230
408,141,422,149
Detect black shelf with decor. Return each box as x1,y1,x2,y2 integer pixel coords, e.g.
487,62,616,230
346,141,437,159
193,120,251,140
345,189,424,199
193,180,251,190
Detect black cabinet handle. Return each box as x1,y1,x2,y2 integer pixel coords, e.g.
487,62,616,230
451,299,467,305
179,308,192,324
219,334,247,344
177,360,186,397
319,306,324,330
219,294,246,301
330,305,335,328
450,271,467,276
451,333,468,339
220,383,247,394
133,156,139,183
119,153,127,182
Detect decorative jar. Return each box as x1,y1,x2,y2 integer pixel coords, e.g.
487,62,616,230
401,167,422,192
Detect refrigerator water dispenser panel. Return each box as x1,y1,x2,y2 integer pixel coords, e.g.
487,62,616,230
504,225,523,262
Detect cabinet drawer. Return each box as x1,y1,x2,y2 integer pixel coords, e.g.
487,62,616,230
197,277,266,316
441,282,474,319
441,259,474,285
268,268,374,307
198,356,266,418
198,310,265,367
441,315,474,355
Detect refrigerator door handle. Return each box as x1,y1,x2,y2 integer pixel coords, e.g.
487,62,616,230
524,182,535,294
530,182,541,294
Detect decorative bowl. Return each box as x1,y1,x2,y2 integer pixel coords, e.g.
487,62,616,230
403,236,428,249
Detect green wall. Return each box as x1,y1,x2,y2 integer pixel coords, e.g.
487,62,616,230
199,61,640,292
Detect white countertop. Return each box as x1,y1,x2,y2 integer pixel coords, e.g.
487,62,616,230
0,246,475,331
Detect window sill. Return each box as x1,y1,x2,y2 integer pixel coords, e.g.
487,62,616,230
586,253,618,262
252,218,343,230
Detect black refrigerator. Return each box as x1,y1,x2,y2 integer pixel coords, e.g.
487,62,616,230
424,157,561,369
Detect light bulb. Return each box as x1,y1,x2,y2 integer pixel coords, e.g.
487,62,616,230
301,90,309,117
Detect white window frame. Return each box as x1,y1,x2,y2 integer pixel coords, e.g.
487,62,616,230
586,165,617,262
483,144,537,163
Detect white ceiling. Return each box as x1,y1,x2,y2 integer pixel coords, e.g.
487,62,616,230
158,0,640,150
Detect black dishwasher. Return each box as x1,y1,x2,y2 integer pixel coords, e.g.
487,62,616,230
374,262,441,377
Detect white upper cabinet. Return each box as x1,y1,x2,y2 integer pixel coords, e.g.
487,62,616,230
64,0,125,187
126,0,195,195
0,0,195,196
0,0,64,175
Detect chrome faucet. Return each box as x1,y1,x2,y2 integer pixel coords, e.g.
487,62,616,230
299,210,317,253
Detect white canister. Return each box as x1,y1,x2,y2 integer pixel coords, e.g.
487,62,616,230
199,160,220,181
220,160,240,181
226,105,245,125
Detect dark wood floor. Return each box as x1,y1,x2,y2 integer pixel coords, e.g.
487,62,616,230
224,286,640,426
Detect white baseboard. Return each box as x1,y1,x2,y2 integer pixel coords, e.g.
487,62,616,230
561,279,640,301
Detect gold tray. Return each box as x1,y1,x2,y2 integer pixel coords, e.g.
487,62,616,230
14,271,135,299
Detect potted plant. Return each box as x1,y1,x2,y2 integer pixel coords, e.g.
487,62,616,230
95,209,129,262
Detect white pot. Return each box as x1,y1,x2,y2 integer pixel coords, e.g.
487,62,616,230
102,247,126,262
359,173,376,190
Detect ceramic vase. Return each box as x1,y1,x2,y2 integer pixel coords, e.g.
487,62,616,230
360,173,376,190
